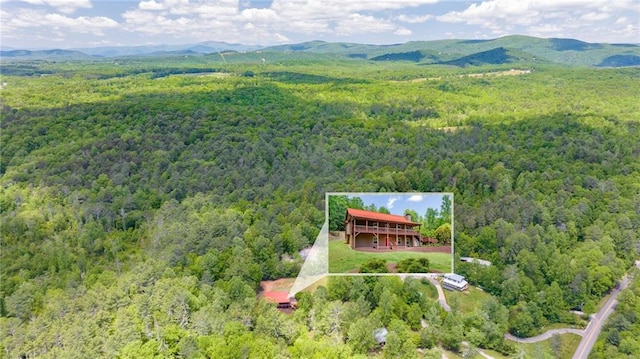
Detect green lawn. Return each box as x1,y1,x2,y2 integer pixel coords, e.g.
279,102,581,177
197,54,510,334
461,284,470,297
303,277,328,293
480,349,510,359
328,240,452,273
538,321,586,333
515,333,582,359
442,285,492,313
417,279,440,300
440,334,580,359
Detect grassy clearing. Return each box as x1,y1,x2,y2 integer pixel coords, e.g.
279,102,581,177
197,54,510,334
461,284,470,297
417,279,439,300
592,291,614,314
538,321,586,333
303,277,328,293
443,286,492,313
440,348,465,358
480,348,510,359
515,333,581,359
328,240,451,273
259,278,296,292
434,126,472,132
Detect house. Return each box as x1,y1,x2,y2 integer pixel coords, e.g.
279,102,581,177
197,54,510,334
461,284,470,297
442,273,468,291
344,208,423,250
263,291,296,310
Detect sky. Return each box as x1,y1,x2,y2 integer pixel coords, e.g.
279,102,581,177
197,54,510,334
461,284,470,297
336,192,452,220
0,0,638,49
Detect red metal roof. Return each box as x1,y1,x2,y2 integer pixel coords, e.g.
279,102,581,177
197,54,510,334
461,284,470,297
346,208,419,225
263,291,291,304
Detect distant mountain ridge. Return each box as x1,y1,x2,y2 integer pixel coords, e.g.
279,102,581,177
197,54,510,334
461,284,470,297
0,49,94,60
72,41,260,57
263,35,640,67
0,41,259,59
2,35,638,67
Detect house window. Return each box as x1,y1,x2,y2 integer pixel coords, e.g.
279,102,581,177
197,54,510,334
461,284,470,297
397,237,401,246
373,236,378,247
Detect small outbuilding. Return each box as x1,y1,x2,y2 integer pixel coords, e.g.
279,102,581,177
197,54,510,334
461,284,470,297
460,257,492,267
374,327,388,345
263,291,296,309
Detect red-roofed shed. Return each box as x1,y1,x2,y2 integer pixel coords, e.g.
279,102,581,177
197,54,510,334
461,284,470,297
263,291,295,309
344,208,422,250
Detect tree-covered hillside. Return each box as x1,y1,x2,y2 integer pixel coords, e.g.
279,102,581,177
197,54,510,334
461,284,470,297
1,57,639,358
263,35,640,67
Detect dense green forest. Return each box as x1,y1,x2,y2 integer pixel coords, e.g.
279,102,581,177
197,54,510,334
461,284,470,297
1,55,639,358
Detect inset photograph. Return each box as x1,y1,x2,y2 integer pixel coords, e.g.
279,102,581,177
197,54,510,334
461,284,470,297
327,192,453,274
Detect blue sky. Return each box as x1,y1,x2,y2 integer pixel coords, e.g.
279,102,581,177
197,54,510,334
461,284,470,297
1,0,638,49
340,192,452,219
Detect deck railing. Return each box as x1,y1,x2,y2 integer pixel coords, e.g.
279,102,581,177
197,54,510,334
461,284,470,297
354,225,420,236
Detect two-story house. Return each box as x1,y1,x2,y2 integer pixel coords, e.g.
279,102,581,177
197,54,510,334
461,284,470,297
344,208,425,250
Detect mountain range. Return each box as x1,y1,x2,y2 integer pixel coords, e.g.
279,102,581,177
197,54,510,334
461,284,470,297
1,35,639,67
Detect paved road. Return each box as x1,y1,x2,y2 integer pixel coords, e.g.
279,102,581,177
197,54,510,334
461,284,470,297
505,328,584,344
572,260,640,359
428,277,451,312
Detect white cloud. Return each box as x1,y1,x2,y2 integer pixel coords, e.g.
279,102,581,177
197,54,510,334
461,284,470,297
45,13,118,29
287,19,331,34
437,0,639,42
387,197,399,209
408,195,423,202
271,0,439,17
15,0,92,13
528,23,562,35
122,9,233,35
138,0,165,10
138,0,239,16
240,8,278,22
122,2,295,44
335,13,396,35
397,14,433,23
274,33,290,43
120,0,420,42
614,17,629,25
2,8,117,36
437,0,540,26
436,0,632,24
268,0,437,37
580,12,610,21
395,27,412,35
